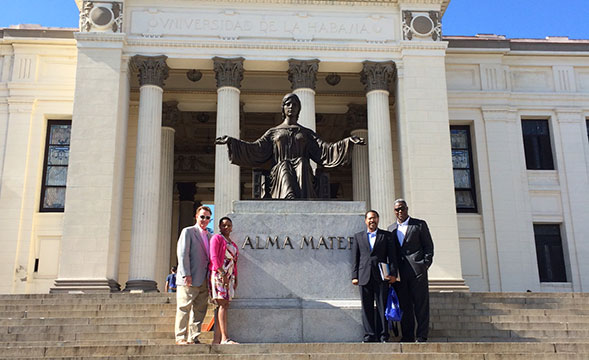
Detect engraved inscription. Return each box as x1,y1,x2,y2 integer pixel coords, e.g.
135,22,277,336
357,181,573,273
241,235,353,250
130,10,396,42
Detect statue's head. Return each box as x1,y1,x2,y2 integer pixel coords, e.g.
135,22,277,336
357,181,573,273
281,93,302,121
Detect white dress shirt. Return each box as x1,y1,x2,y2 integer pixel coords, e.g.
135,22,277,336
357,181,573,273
367,230,377,251
396,217,410,247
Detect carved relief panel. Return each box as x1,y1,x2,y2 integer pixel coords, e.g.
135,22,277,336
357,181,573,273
80,1,123,33
402,10,442,41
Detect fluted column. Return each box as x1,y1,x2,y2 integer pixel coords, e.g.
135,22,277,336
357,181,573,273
351,129,370,209
347,104,370,209
126,55,169,292
155,101,177,290
361,61,396,226
213,57,244,227
287,59,319,132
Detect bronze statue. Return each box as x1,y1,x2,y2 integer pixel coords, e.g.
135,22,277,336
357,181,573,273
215,93,365,199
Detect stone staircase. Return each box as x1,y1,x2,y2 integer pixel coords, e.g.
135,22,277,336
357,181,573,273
0,292,588,359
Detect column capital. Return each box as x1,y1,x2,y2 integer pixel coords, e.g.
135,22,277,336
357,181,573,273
162,101,180,128
360,61,396,93
130,55,169,88
287,59,320,90
213,57,245,89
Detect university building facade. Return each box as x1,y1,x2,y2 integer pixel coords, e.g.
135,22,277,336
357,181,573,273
0,0,588,294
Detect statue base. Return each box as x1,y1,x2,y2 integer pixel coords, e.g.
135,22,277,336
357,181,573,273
226,200,365,343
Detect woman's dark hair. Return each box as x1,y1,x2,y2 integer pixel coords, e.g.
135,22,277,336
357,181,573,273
218,216,232,227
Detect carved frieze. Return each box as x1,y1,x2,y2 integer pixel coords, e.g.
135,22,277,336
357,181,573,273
346,104,368,129
360,61,396,92
402,10,441,41
162,101,180,128
213,57,245,89
80,1,123,33
130,55,169,88
174,153,215,174
287,59,320,90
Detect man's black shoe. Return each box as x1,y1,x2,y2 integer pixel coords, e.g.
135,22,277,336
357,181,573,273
416,337,427,343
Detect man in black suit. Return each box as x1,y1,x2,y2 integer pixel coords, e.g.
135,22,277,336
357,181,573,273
352,210,398,343
388,199,434,343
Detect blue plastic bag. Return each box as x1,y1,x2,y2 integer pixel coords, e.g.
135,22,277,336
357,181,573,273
385,286,402,322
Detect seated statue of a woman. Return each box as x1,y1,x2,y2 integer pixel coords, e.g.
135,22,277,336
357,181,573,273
215,93,365,199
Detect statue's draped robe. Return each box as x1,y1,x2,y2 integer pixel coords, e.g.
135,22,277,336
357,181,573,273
226,124,354,199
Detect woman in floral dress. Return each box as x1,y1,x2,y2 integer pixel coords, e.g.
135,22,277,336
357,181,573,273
209,216,239,344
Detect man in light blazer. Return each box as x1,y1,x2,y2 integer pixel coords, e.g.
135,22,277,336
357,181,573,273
175,205,212,345
387,199,434,343
352,210,398,343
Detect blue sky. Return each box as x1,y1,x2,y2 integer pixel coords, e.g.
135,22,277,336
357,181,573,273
1,0,588,40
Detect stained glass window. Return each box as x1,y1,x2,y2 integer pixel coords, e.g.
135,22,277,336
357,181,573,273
40,121,71,212
450,125,477,213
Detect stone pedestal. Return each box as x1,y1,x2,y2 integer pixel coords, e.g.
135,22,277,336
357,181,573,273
226,200,366,343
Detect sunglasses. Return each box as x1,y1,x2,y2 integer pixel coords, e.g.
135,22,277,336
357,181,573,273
394,207,407,212
199,215,211,220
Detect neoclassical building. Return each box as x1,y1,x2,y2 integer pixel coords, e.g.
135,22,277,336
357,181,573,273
1,0,588,294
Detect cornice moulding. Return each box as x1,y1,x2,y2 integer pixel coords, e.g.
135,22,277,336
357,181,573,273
74,32,127,46
125,38,402,54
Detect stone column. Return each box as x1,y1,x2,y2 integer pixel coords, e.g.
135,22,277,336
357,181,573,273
155,101,177,290
125,55,169,292
347,104,370,209
351,129,370,209
170,191,180,267
361,61,396,226
287,59,319,132
213,57,244,226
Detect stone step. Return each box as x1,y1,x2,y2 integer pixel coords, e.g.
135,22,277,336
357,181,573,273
0,316,179,326
430,308,589,316
0,298,176,306
0,304,179,312
3,320,585,335
5,306,589,319
431,303,589,310
2,343,589,359
434,322,589,331
0,342,584,355
0,331,174,342
429,328,589,339
432,314,589,323
1,323,176,335
0,309,177,319
18,355,587,360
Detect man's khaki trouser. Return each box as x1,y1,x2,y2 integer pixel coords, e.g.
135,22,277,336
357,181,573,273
175,282,208,342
